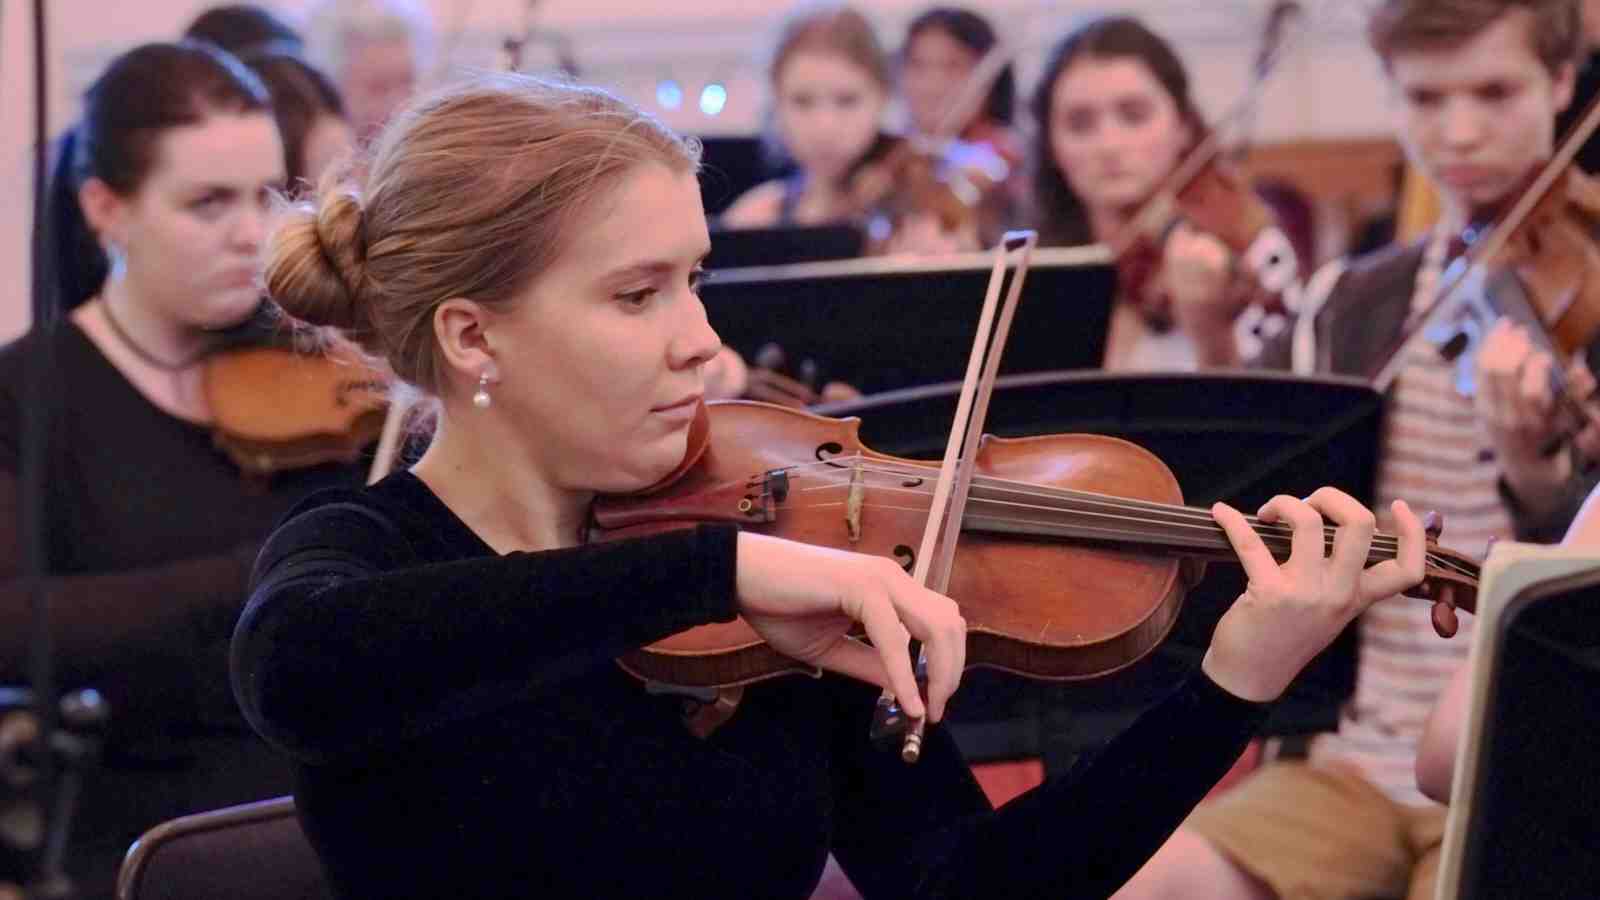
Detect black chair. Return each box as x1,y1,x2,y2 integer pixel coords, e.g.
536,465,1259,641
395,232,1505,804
117,796,330,900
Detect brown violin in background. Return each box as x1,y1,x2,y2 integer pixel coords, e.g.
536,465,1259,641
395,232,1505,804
202,341,390,478
844,134,1009,253
1111,1,1305,332
589,401,1480,724
1371,93,1600,465
844,41,1016,255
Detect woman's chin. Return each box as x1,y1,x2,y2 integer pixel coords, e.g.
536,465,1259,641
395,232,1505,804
194,291,265,330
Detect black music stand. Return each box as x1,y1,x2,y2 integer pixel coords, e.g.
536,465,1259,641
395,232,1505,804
706,224,864,270
812,370,1385,767
699,249,1116,395
1435,544,1600,899
697,135,789,217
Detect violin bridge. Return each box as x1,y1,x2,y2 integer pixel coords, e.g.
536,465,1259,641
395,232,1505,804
846,462,864,543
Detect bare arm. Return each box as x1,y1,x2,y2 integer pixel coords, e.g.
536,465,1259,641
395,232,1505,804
1416,492,1600,802
1416,660,1471,803
717,180,785,230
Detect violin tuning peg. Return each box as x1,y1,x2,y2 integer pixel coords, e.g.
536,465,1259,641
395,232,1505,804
1431,598,1460,639
1422,510,1444,542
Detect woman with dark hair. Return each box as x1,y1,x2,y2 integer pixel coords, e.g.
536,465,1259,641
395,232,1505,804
183,3,303,57
3,42,363,897
240,50,354,190
1030,16,1297,371
899,6,1023,168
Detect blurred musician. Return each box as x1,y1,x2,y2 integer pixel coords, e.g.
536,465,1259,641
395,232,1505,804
899,6,1022,168
721,2,984,255
239,50,355,192
1027,16,1295,371
302,0,434,143
1117,3,1599,899
13,42,366,897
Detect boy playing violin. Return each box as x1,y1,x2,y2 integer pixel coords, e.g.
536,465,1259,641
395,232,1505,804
1122,2,1600,899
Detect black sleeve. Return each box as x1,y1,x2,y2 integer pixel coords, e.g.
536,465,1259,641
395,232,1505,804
829,673,1267,900
1497,463,1600,543
230,502,740,766
0,468,259,689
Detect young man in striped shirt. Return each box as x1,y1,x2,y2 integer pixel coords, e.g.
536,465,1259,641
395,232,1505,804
1117,2,1600,898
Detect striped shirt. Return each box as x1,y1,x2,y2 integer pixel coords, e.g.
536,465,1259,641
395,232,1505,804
1309,231,1511,807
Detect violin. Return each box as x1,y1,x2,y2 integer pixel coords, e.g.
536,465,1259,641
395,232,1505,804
202,341,390,478
1111,2,1306,333
844,43,1015,254
588,399,1479,728
1369,92,1600,464
845,135,1008,253
590,231,1477,751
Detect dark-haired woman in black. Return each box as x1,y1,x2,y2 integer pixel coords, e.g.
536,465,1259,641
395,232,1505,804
7,41,362,897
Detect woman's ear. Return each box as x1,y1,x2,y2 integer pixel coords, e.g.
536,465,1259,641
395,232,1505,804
78,177,127,250
433,297,498,392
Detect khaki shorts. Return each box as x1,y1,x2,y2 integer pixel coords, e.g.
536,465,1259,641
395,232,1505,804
1184,761,1445,900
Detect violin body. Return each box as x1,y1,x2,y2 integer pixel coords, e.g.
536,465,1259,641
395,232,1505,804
590,402,1477,692
203,345,390,476
847,135,1009,253
1116,156,1298,333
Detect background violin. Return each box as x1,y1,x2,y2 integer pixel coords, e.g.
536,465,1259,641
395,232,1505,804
1371,93,1600,465
1111,1,1305,333
202,338,390,478
844,41,1016,254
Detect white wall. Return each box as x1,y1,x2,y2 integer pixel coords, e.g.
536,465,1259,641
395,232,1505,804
0,0,1398,342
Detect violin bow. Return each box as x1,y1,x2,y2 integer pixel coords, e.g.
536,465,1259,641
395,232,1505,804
870,230,1038,762
1229,1,1305,166
1368,91,1600,391
929,40,1012,144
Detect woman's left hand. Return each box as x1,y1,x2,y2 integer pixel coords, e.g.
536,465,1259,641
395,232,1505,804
1202,488,1425,702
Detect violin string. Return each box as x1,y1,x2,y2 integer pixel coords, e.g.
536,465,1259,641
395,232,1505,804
793,493,1478,576
791,464,1424,566
674,454,1475,577
810,500,1461,573
788,458,1420,557
717,452,1398,550
789,454,1391,533
787,479,1476,578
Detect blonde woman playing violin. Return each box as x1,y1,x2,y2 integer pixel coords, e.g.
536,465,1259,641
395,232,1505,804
233,71,1427,900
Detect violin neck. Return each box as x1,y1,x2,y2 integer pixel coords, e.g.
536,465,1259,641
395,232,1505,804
956,482,1403,566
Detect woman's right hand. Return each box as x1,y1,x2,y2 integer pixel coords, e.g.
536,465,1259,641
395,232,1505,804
733,532,967,723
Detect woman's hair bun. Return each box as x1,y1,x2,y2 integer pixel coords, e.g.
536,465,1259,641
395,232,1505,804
264,188,370,333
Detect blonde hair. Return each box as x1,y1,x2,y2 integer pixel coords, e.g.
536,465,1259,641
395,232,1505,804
768,3,890,89
264,74,701,393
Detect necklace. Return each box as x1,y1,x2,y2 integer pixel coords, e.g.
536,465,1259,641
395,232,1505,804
99,299,208,372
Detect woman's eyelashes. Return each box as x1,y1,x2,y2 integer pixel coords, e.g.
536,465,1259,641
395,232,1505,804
616,266,710,310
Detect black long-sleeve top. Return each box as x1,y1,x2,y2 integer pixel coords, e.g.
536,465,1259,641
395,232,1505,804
233,470,1269,899
0,324,364,897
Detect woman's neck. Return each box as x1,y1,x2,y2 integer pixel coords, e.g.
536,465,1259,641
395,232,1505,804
411,408,592,553
1088,203,1134,243
795,173,849,223
100,276,213,367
